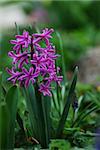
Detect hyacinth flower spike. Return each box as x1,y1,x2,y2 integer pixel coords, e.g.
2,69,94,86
7,28,63,96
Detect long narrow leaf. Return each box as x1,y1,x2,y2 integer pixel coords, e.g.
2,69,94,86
56,31,66,83
41,95,51,147
0,71,3,102
22,84,39,140
72,106,99,127
0,102,10,149
34,84,51,148
6,85,18,149
23,84,51,148
71,102,95,127
56,66,78,138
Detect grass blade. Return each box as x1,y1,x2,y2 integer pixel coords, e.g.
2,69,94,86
56,66,78,138
72,106,99,127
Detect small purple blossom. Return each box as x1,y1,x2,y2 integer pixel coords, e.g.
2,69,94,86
30,53,47,69
10,31,31,53
18,67,39,87
44,73,63,86
7,28,63,96
6,67,23,84
8,50,29,68
39,83,52,97
33,28,54,46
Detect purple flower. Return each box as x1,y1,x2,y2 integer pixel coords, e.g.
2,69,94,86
36,44,55,53
39,83,52,96
8,50,29,68
30,53,47,69
7,28,63,96
33,28,54,45
10,31,31,53
40,63,56,77
34,28,53,39
18,67,40,87
6,67,23,84
45,72,63,85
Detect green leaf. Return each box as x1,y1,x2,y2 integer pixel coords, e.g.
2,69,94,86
50,139,70,150
41,95,51,147
0,102,10,150
72,105,99,127
56,31,67,83
5,85,18,149
71,91,100,127
22,84,51,148
22,84,39,136
56,66,78,138
0,71,3,102
15,22,20,34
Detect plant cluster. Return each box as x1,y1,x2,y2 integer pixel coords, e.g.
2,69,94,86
7,28,63,96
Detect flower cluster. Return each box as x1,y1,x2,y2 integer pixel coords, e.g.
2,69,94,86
7,28,63,96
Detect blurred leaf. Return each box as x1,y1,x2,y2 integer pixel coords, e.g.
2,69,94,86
22,84,38,139
50,139,70,150
56,31,66,83
0,102,10,149
76,82,92,93
5,85,18,149
15,22,20,35
56,66,78,138
72,104,99,128
0,71,3,101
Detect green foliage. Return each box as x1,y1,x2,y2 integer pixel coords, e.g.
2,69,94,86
22,84,51,148
0,85,18,150
50,140,70,150
56,67,78,138
46,1,100,30
0,4,100,147
6,85,18,149
0,102,10,150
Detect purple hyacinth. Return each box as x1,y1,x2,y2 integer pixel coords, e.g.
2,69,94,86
44,72,63,86
6,67,23,84
18,67,40,87
8,50,29,68
39,83,52,97
10,31,31,53
7,28,63,96
30,53,47,69
33,28,54,46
